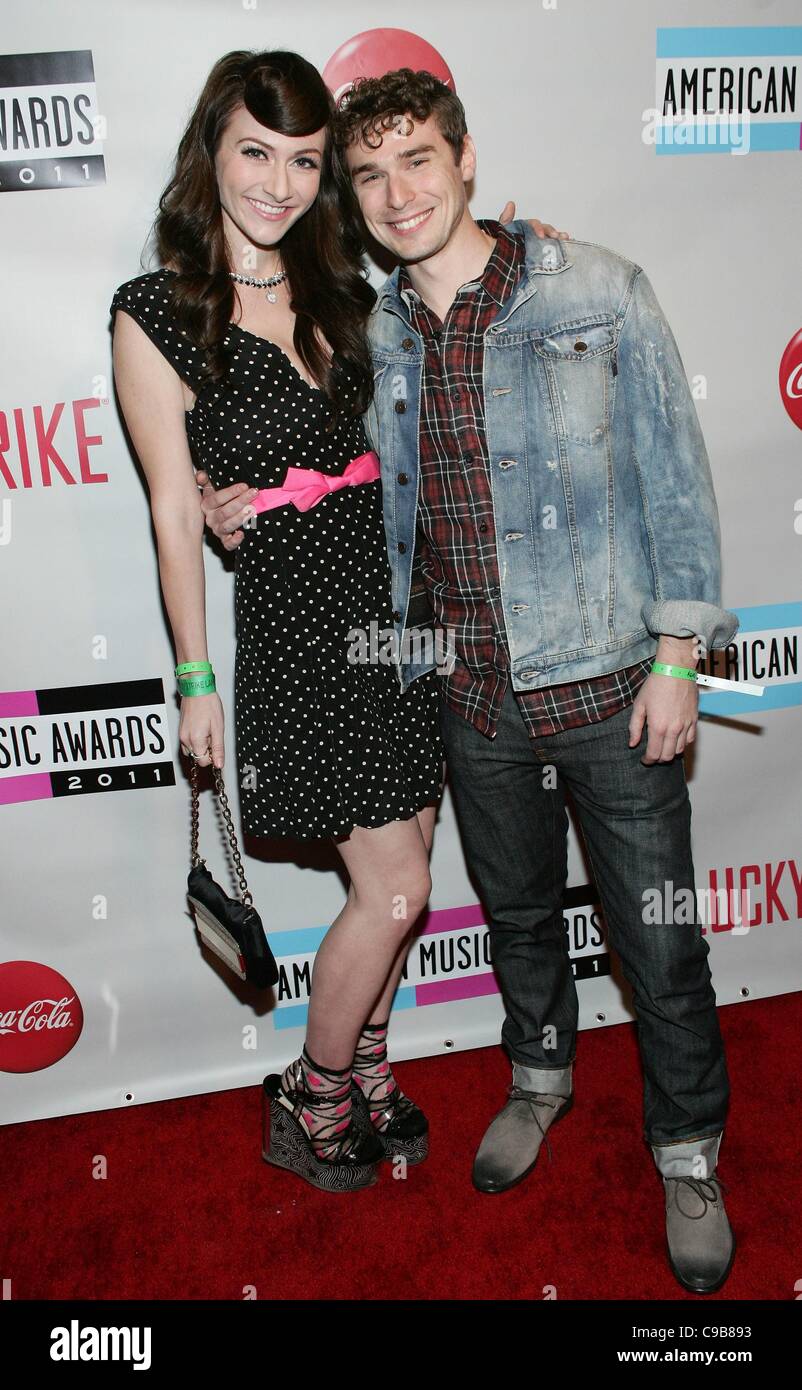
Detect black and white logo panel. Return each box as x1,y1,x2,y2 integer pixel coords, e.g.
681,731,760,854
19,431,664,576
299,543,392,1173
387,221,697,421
0,49,105,192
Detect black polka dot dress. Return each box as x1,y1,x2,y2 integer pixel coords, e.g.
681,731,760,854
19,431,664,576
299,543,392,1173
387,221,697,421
110,269,445,840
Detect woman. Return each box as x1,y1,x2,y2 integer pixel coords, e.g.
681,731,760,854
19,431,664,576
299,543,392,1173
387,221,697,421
110,47,565,1195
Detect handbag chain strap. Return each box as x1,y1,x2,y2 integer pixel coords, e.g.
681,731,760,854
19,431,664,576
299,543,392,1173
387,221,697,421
189,747,254,909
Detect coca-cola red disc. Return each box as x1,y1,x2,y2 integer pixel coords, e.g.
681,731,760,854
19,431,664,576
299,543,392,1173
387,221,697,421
779,328,802,431
0,962,84,1073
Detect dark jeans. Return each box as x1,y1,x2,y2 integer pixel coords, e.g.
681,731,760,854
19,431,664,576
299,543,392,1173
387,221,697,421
438,681,730,1153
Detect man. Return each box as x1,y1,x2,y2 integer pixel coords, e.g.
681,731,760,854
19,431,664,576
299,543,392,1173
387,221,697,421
199,70,739,1295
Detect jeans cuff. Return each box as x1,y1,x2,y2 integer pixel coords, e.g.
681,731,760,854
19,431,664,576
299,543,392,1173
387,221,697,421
512,1059,573,1098
651,1131,722,1179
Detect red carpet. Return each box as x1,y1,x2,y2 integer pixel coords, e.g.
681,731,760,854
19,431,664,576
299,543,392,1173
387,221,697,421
1,993,799,1300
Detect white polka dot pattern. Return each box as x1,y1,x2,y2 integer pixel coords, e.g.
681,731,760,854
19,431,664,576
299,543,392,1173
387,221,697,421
110,269,445,840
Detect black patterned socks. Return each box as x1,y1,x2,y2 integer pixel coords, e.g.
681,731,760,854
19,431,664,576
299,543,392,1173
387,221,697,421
279,1046,354,1160
352,1019,400,1132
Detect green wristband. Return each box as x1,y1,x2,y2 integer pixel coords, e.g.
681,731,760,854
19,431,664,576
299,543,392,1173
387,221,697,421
175,661,213,676
651,661,697,682
178,672,216,696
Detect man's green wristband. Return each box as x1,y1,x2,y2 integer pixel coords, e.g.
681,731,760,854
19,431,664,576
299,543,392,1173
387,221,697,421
175,661,213,676
651,661,697,682
177,673,216,696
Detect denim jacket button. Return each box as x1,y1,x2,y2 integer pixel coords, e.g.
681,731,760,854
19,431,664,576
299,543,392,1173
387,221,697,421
398,472,409,485
394,400,407,413
392,609,402,622
398,541,407,553
401,337,414,350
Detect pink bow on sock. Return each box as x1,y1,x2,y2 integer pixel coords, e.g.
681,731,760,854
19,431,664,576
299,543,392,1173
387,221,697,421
250,451,381,515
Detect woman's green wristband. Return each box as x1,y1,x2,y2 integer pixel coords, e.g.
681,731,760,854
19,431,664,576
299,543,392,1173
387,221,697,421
175,661,213,676
178,673,216,696
651,661,697,682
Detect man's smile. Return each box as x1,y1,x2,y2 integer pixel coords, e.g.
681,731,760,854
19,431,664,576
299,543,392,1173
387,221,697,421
385,207,435,235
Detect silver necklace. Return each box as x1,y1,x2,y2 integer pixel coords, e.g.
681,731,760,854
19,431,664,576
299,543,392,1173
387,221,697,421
230,269,288,304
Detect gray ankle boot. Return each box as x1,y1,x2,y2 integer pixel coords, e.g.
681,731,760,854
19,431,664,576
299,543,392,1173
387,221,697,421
663,1174,736,1293
472,1061,574,1194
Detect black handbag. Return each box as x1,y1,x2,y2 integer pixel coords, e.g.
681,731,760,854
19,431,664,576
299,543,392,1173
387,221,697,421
186,748,278,989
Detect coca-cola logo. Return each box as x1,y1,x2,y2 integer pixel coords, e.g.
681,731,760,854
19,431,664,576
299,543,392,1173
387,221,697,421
322,29,455,107
779,329,802,431
0,962,83,1072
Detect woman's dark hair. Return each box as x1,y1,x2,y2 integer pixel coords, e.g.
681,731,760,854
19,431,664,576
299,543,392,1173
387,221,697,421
154,49,375,422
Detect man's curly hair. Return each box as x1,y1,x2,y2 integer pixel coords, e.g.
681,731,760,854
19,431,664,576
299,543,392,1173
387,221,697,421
332,68,468,164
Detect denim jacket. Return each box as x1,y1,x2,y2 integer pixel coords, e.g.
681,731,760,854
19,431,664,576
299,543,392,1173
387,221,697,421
363,220,739,693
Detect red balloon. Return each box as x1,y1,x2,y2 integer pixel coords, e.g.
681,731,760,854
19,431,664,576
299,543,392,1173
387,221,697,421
323,29,455,107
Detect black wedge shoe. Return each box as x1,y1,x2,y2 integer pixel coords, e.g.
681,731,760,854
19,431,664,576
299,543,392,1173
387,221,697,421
350,1080,430,1165
261,1073,384,1192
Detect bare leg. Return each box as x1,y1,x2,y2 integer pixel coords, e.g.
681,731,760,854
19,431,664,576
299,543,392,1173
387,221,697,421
303,813,432,1068
280,794,441,1158
348,794,442,1133
363,797,440,1023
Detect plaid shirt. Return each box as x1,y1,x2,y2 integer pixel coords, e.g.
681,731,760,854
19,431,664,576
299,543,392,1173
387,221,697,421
397,218,653,740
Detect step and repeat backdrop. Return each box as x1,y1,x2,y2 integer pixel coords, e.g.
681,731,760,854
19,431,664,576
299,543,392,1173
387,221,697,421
1,0,800,1123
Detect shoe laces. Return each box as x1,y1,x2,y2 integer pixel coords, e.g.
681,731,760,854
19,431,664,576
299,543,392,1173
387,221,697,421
671,1173,728,1219
506,1085,566,1164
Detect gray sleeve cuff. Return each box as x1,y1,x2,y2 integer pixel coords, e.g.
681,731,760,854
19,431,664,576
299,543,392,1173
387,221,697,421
641,598,739,650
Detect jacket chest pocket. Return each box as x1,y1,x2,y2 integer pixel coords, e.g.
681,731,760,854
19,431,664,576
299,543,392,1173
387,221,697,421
532,318,616,447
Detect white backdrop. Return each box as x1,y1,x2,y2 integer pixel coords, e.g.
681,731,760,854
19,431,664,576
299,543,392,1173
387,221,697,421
1,0,800,1122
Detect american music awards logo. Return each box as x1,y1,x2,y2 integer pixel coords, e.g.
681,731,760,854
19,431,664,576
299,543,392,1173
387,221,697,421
652,25,802,154
0,679,174,806
261,844,802,1029
698,603,801,716
0,49,105,192
267,891,610,1031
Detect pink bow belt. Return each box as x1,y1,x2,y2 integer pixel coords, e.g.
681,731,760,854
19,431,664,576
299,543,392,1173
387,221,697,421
250,451,381,515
